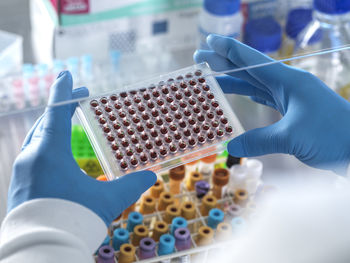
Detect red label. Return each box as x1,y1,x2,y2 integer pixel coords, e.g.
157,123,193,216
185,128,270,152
60,0,89,14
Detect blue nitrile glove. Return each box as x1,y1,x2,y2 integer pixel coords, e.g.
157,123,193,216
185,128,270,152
8,71,156,226
194,34,350,174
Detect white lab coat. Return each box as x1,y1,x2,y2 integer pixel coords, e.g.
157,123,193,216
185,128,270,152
0,199,106,262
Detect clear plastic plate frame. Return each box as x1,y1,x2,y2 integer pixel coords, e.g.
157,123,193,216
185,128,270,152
77,63,244,179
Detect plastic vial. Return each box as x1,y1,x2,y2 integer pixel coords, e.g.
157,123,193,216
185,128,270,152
139,237,156,259
164,204,181,224
186,171,203,191
131,225,149,246
171,217,188,235
169,165,185,194
234,189,249,206
158,234,175,256
151,221,169,242
207,208,225,229
174,228,192,263
113,228,129,250
139,195,156,214
216,222,232,241
212,168,229,199
118,244,136,263
126,211,143,232
97,245,115,263
231,216,246,234
150,179,164,198
185,160,199,179
199,0,243,49
244,17,282,59
200,194,218,216
195,181,210,199
291,0,350,98
158,192,175,211
196,226,214,246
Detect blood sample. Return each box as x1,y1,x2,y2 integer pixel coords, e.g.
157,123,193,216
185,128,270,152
90,100,99,107
212,168,229,199
169,165,185,194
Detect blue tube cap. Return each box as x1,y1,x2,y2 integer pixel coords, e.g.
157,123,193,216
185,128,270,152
170,217,188,235
244,17,282,54
126,211,143,232
113,228,129,250
314,0,350,14
204,0,241,16
208,208,225,229
158,234,175,255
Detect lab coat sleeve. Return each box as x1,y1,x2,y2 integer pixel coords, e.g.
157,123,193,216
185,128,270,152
0,198,107,263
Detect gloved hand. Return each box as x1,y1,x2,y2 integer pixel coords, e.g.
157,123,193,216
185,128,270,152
194,34,350,174
8,71,156,226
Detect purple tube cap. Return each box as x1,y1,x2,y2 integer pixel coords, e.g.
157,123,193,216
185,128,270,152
174,227,192,251
97,245,115,263
195,180,210,198
139,237,156,259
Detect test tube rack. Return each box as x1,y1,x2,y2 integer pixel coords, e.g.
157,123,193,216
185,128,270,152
96,162,266,263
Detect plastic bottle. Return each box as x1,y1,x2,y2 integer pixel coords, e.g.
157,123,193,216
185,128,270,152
243,17,282,58
281,8,322,58
199,0,243,49
291,0,350,97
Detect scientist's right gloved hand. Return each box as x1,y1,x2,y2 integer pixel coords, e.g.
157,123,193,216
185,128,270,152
8,71,156,226
194,34,350,174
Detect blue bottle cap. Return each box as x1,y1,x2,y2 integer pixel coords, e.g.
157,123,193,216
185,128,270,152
286,8,322,44
244,17,282,54
170,217,188,235
126,211,143,232
204,0,241,16
314,0,350,14
158,234,175,256
208,208,225,229
113,228,129,250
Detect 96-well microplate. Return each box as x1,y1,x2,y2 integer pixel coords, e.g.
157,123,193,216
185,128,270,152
77,63,244,179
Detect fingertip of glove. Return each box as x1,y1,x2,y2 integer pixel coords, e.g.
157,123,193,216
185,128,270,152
227,138,245,157
193,50,202,63
57,70,72,80
72,86,89,99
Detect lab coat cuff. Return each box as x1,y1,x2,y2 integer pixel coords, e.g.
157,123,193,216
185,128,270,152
0,198,107,253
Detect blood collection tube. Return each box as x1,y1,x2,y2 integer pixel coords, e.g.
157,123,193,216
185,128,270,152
180,201,196,221
174,227,192,250
126,212,143,232
169,165,185,194
195,181,210,199
212,168,229,199
170,217,188,235
113,228,129,250
122,203,136,220
196,226,214,246
118,244,136,263
158,192,175,211
139,237,156,260
150,179,164,198
151,221,169,242
186,171,203,191
158,234,175,256
227,204,242,219
131,225,149,246
216,222,232,241
123,203,136,219
97,245,115,263
139,195,156,214
164,204,181,224
234,189,249,206
200,194,217,216
207,208,224,229
198,154,217,177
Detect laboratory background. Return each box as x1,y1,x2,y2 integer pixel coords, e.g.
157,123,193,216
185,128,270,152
1,0,350,262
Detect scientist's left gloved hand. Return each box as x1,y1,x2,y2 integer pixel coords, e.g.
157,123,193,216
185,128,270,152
7,71,156,226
